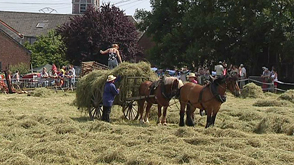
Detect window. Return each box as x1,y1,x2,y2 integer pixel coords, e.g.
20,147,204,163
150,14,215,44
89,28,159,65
80,4,87,13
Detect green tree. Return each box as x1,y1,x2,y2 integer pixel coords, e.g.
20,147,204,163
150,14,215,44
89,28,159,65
136,0,294,76
25,30,68,68
57,4,141,66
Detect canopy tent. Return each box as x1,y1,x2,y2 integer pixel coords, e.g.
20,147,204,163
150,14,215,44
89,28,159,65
33,64,52,73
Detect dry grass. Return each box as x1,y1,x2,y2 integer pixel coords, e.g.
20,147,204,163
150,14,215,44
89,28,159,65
0,90,294,165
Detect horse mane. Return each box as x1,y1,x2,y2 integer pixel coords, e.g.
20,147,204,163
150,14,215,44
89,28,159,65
164,77,183,88
213,76,226,85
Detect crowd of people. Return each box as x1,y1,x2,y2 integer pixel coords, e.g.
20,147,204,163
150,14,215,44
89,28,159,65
39,64,76,91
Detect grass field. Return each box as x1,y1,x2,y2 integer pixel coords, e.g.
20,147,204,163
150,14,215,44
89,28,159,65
0,88,293,165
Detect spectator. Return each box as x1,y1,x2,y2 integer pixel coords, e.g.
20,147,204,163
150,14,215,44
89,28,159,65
215,61,224,77
102,75,120,122
187,73,198,84
12,70,20,84
239,64,247,89
40,67,49,87
270,67,278,93
261,67,271,91
100,44,122,69
69,65,76,86
65,70,74,91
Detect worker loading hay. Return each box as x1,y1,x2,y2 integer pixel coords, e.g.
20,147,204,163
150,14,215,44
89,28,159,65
75,62,158,120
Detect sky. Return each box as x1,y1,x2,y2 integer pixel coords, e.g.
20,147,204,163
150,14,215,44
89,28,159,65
0,0,151,16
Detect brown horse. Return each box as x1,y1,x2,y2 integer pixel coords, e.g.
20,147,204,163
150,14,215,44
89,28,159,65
136,77,183,125
179,74,240,128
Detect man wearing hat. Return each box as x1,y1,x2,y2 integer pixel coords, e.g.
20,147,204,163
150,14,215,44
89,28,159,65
102,75,120,122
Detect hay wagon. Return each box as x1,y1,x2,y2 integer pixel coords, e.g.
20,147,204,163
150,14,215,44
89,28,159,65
88,76,151,120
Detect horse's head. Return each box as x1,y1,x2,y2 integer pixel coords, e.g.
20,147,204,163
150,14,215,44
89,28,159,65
225,73,241,97
163,77,183,99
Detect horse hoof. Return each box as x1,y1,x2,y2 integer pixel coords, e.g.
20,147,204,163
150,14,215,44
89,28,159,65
139,119,144,124
162,122,167,126
179,122,185,127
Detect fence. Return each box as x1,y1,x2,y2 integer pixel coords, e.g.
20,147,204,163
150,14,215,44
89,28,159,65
238,76,294,92
0,76,79,92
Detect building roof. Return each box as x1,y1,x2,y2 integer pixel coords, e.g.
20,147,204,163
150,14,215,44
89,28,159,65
0,11,143,39
0,19,24,43
0,11,74,37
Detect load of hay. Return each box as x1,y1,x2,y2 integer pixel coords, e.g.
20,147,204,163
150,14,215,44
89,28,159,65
75,62,158,111
241,83,264,98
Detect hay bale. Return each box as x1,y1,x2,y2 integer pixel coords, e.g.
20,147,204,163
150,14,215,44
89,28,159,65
241,83,264,98
278,89,294,103
75,62,158,111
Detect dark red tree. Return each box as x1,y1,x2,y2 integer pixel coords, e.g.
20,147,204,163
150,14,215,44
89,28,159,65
57,4,140,65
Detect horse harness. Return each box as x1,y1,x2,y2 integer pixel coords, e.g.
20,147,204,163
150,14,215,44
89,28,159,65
149,77,175,100
196,80,227,109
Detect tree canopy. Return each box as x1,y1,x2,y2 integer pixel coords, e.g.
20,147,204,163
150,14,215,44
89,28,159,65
135,0,294,75
25,30,68,68
57,4,141,66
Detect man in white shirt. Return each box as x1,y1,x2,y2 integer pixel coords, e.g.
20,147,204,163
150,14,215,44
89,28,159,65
215,61,224,77
239,64,246,89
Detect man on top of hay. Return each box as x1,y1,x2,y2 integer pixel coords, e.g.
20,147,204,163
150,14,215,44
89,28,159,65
102,75,120,122
100,44,122,69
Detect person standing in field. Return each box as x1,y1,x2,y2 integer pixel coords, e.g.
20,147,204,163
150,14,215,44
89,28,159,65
239,64,246,89
100,44,122,69
102,75,120,122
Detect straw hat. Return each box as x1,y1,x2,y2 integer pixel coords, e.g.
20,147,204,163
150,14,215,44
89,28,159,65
187,73,196,78
107,75,116,82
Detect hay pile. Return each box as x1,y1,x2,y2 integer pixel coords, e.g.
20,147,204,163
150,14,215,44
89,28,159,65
278,89,294,103
241,83,264,98
76,62,158,110
27,88,54,97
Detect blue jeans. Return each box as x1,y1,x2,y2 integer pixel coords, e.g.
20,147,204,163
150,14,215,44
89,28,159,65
108,59,118,69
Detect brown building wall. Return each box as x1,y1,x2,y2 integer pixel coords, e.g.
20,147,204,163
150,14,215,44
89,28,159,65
0,31,30,71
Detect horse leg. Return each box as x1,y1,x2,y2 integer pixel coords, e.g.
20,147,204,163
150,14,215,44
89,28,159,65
186,104,195,126
157,105,162,125
161,106,168,125
205,110,213,128
179,103,186,126
211,112,218,126
135,99,144,120
144,103,152,123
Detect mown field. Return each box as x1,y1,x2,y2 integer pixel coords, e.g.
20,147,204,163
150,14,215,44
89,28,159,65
0,87,294,165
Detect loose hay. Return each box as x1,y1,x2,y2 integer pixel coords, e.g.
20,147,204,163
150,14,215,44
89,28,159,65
241,83,264,98
253,99,288,107
27,88,54,97
75,62,158,112
278,89,294,103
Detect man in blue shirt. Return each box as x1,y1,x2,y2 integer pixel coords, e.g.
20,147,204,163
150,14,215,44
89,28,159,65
102,75,119,122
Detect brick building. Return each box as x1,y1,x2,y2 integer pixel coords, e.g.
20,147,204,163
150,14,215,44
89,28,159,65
72,0,100,14
0,20,30,71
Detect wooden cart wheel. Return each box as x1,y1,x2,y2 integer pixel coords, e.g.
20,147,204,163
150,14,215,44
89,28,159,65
89,89,102,120
89,104,102,120
123,101,138,120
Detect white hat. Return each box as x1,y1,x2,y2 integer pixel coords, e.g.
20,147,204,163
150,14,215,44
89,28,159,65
187,73,196,78
107,75,116,82
240,64,244,67
262,67,268,70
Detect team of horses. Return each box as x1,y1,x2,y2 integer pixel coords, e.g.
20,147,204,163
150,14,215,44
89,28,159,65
136,72,241,128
